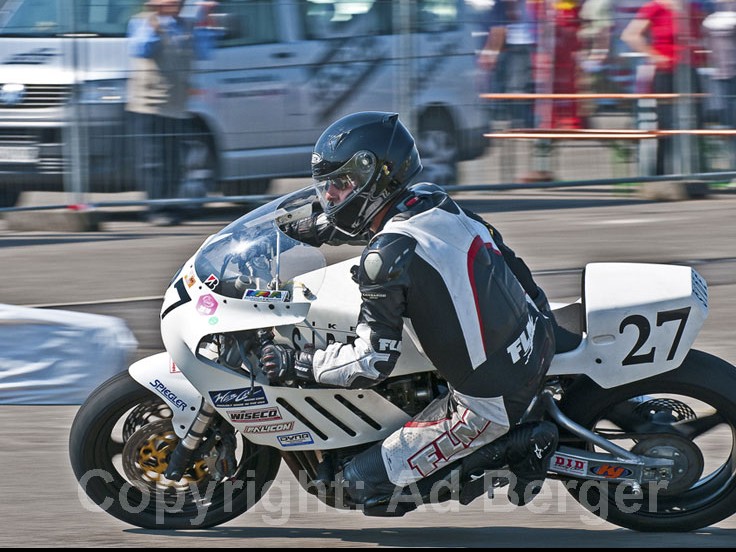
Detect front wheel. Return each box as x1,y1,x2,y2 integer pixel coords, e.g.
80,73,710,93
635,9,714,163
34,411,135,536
69,371,281,529
559,349,736,532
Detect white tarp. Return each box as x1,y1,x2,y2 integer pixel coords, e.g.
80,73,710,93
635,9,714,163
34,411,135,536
0,304,138,405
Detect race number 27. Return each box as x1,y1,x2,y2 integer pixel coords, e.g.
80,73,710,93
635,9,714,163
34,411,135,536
619,307,691,366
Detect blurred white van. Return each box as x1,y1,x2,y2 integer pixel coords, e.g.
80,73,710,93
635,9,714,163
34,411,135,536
0,0,488,206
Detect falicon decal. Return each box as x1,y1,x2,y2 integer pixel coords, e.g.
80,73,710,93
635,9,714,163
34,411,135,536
242,422,294,434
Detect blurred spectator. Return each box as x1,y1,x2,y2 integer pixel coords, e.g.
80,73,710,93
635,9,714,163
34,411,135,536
549,1,584,129
126,0,218,226
578,0,615,109
702,0,736,167
479,0,540,129
621,0,706,175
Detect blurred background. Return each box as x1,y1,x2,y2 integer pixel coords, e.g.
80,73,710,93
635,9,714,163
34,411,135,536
0,0,734,214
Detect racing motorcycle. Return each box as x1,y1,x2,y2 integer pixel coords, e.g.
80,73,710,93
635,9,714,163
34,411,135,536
69,185,736,532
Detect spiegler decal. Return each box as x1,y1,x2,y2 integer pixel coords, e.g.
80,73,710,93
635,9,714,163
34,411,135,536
209,387,267,408
228,407,282,423
550,453,588,476
149,379,188,411
278,432,315,447
241,422,295,434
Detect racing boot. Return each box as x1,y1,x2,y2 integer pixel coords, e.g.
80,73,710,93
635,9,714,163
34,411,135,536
504,421,559,506
457,431,511,504
339,443,414,517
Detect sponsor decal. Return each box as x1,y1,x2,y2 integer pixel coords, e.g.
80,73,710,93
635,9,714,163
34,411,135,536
278,432,315,447
209,386,268,408
311,152,322,165
591,464,634,479
184,272,197,288
242,421,295,434
507,315,537,364
243,289,289,302
407,409,490,477
550,453,588,476
169,359,181,374
149,379,187,411
208,316,219,325
204,274,219,290
228,407,282,423
378,338,401,353
196,293,219,316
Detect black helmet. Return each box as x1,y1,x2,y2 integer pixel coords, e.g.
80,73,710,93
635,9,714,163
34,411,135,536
311,111,422,236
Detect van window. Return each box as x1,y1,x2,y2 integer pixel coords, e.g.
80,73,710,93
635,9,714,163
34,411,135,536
416,0,459,32
0,0,140,37
216,0,278,47
301,0,392,39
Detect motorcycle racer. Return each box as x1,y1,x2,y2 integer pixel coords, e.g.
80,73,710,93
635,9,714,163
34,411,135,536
261,111,559,514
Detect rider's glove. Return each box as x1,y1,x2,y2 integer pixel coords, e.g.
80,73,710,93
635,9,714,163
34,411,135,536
260,344,315,386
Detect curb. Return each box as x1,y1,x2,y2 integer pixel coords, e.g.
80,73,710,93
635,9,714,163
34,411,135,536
3,208,100,232
638,180,711,201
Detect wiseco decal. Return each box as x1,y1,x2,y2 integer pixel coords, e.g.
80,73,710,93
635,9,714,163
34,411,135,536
228,407,282,423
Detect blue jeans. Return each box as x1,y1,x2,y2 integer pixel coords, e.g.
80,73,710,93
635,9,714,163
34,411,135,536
128,112,191,216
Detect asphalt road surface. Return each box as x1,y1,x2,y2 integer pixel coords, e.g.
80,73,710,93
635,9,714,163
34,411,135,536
1,184,736,547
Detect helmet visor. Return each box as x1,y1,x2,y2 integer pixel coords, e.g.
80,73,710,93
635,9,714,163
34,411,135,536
312,150,378,215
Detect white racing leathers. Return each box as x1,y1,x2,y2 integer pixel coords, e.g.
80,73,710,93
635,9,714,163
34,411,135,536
311,183,555,486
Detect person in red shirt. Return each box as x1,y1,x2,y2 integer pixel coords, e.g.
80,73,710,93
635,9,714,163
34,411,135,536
622,0,706,175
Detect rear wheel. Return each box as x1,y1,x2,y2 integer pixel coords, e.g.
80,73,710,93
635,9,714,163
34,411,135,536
69,371,281,529
559,350,736,532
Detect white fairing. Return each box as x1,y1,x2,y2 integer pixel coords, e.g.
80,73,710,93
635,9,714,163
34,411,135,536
548,263,708,388
128,353,204,438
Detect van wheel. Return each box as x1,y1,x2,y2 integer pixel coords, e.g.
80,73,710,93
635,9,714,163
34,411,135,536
0,185,20,208
417,112,458,186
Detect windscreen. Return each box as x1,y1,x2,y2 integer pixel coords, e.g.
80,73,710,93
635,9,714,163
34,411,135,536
0,0,141,37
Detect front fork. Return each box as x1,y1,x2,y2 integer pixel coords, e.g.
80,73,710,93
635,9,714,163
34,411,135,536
541,387,675,493
164,402,219,481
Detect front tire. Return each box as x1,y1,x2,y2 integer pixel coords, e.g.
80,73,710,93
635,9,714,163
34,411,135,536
69,371,281,529
559,349,736,532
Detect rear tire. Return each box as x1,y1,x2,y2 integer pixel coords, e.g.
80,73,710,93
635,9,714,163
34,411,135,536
559,350,736,532
69,371,281,529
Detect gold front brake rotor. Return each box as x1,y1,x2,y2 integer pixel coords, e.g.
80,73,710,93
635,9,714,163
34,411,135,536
122,419,209,490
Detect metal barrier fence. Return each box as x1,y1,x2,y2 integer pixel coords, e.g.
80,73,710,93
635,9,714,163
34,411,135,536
0,0,734,215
